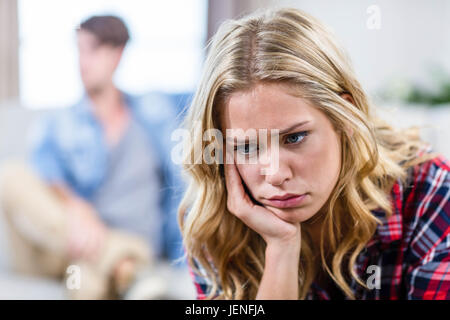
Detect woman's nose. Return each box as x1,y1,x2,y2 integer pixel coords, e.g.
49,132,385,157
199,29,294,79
264,165,293,186
261,151,293,186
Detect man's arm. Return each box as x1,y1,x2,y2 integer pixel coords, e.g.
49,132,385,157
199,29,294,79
30,111,109,261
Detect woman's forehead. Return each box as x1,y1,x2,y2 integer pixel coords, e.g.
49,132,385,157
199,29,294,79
221,82,317,131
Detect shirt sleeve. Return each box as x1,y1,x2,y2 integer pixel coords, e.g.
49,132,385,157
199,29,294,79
28,114,67,185
188,258,222,300
405,235,450,299
404,158,450,300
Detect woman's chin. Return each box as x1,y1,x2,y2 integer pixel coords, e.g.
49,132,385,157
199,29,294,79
265,205,315,224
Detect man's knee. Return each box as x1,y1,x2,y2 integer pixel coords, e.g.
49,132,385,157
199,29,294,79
0,161,39,209
0,160,66,252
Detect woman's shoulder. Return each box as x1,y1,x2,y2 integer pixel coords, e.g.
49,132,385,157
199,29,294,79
406,152,450,185
388,153,450,299
401,153,450,216
396,153,450,261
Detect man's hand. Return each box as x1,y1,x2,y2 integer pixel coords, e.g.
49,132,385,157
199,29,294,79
66,197,107,262
51,184,106,262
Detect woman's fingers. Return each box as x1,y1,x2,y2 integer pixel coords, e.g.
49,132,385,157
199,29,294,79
224,160,274,226
224,157,301,244
224,160,254,215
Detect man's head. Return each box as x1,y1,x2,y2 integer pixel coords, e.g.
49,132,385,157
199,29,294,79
76,15,130,94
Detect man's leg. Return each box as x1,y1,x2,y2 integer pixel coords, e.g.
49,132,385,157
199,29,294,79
0,161,68,278
65,230,152,299
0,161,153,299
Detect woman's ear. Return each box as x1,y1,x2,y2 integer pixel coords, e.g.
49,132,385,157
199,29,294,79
340,93,355,137
340,93,355,105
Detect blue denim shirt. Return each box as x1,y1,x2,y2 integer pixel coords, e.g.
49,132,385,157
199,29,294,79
29,91,190,262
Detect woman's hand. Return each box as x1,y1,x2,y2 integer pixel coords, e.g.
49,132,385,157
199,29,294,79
224,159,301,247
224,158,302,299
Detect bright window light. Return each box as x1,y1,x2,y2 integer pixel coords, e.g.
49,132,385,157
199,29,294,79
18,0,207,109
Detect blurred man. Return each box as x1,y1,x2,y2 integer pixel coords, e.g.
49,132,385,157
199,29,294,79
0,15,185,299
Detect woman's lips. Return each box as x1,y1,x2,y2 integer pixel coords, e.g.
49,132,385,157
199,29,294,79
266,194,308,209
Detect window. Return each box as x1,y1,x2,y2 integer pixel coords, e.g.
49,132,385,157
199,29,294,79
19,0,207,109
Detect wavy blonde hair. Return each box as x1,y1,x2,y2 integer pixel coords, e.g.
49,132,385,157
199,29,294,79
178,8,433,299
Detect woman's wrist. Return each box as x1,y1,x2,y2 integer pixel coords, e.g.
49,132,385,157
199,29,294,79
265,225,302,252
265,238,301,263
257,239,301,299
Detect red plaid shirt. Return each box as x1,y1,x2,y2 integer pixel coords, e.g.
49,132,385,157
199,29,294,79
190,155,450,299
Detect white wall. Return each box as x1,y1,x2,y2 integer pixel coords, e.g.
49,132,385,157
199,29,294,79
19,0,207,109
243,0,450,98
207,1,450,157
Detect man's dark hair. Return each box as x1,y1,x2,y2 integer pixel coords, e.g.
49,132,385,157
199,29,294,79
78,15,130,47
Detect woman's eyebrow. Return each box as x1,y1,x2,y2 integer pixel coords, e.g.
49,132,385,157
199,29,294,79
278,121,310,135
225,121,311,143
226,137,257,144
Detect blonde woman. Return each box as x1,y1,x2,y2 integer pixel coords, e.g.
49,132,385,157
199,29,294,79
178,8,450,299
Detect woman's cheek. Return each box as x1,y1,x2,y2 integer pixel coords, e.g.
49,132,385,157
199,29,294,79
236,164,261,192
312,133,341,197
299,139,333,194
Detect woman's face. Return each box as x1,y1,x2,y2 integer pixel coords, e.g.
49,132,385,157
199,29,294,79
221,82,342,224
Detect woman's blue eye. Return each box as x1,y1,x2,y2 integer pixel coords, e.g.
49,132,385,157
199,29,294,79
235,143,258,155
285,131,308,144
233,132,307,154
